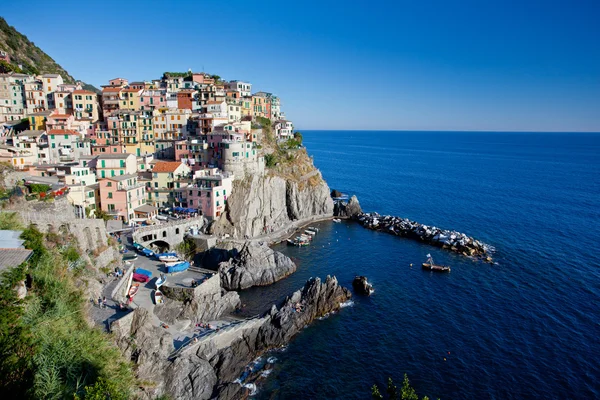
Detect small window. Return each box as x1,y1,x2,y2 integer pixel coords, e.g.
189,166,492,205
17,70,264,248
176,228,180,234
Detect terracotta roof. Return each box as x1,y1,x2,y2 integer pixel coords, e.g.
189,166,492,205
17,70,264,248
48,129,79,135
102,87,122,93
122,88,142,93
72,90,97,95
153,161,184,173
50,114,72,119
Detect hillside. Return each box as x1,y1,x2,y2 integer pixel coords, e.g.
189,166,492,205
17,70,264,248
0,17,98,92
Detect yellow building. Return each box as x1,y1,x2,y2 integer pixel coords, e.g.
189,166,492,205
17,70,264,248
28,110,52,130
121,88,143,111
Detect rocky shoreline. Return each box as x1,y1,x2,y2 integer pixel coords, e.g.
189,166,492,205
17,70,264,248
356,212,494,260
333,194,494,260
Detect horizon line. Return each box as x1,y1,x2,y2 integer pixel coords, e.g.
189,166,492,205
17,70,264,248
295,129,600,134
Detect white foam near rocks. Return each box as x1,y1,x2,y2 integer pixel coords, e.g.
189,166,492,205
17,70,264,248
340,300,355,308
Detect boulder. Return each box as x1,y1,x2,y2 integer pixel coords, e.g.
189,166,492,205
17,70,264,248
352,275,373,296
333,195,362,218
218,242,297,290
331,189,343,198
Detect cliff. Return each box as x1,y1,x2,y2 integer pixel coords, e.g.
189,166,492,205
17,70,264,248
218,241,297,290
211,150,333,238
112,276,351,399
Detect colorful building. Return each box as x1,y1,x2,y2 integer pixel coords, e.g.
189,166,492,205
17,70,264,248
98,174,146,223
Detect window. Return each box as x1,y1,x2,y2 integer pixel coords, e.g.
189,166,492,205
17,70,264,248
175,228,179,234
108,192,113,199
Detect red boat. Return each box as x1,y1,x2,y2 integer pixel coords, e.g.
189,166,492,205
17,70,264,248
128,282,140,298
133,273,150,283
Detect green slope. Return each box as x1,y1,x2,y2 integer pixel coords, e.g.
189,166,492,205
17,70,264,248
0,17,99,93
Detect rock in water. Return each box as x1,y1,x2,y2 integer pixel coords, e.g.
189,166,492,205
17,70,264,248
334,195,363,218
219,241,297,290
352,275,373,295
331,189,343,198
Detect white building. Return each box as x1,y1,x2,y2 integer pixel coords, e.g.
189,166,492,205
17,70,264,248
225,81,252,97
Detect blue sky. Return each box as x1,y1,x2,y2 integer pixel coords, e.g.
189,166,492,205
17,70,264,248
2,0,599,131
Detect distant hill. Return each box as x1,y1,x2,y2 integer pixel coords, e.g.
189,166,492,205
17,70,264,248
0,17,99,93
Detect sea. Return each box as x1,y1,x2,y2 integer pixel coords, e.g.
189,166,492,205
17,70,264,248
238,131,600,399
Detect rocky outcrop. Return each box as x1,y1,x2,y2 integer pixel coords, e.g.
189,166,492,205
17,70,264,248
110,308,174,396
163,276,351,399
218,241,297,290
155,274,240,324
210,172,333,239
331,189,343,198
334,195,362,218
352,275,373,295
357,212,494,260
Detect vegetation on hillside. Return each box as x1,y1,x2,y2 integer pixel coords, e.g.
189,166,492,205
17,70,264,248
372,375,433,400
0,17,98,92
0,222,135,398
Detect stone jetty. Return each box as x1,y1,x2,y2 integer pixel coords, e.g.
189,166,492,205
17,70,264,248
355,212,494,260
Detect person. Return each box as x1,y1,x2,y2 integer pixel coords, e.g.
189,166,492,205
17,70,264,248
193,337,198,343
102,297,107,309
97,297,102,308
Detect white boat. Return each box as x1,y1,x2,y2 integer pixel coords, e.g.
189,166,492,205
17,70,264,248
164,260,182,267
155,274,167,289
333,218,341,223
304,230,316,236
159,255,179,262
154,290,164,305
308,226,320,233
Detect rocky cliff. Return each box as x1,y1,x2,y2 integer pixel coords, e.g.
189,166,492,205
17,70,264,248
218,241,297,290
211,158,333,239
334,195,363,218
112,276,351,399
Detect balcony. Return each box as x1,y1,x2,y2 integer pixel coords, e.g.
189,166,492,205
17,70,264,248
117,182,145,191
59,155,76,162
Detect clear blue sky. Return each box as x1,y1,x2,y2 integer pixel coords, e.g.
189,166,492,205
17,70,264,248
2,0,599,131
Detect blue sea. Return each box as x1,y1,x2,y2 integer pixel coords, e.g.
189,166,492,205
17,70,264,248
239,131,600,399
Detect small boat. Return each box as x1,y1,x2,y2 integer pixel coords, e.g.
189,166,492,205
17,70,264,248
135,268,152,277
156,252,177,260
333,218,341,223
133,273,150,283
154,290,164,305
308,226,319,233
123,253,138,261
167,261,190,273
128,282,140,298
164,260,182,267
155,274,167,289
133,243,144,251
304,230,316,236
159,255,179,262
287,239,296,246
422,254,451,273
141,248,155,257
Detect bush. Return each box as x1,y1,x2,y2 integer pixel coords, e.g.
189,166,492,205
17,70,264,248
264,153,277,168
28,184,50,194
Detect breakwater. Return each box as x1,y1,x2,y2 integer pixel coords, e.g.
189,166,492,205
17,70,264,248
355,212,494,260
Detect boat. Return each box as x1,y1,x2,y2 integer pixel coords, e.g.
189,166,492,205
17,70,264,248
422,254,451,273
159,255,179,262
167,261,190,273
287,239,296,246
128,282,140,298
133,273,150,283
156,252,177,260
141,248,155,257
304,230,316,236
135,268,152,277
164,260,183,267
308,226,320,233
333,218,341,223
154,290,164,305
155,274,167,289
122,253,138,261
133,243,144,251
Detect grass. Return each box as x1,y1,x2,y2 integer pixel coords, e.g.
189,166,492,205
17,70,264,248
0,223,135,399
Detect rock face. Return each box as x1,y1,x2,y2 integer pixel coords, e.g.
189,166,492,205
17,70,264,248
110,308,175,397
352,275,373,296
334,195,362,218
210,173,333,239
218,241,297,290
331,189,343,198
155,274,240,324
163,276,351,399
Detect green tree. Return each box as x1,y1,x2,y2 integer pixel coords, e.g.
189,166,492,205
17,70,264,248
28,184,50,194
372,375,431,400
0,212,23,230
94,209,112,222
175,237,197,261
293,131,303,144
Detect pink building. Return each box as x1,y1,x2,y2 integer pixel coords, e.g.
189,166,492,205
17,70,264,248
98,174,146,223
180,169,233,219
46,111,75,131
140,89,167,111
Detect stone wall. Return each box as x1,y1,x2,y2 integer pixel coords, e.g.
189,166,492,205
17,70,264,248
133,217,206,250
161,273,220,302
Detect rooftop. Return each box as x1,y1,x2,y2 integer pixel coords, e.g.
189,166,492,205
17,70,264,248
0,248,33,271
103,173,138,182
48,129,80,136
0,230,26,248
97,153,133,160
153,161,184,173
16,130,45,137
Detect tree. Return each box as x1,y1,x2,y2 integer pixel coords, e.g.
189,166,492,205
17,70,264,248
293,131,303,144
371,375,431,400
175,237,197,261
0,212,23,230
94,209,112,222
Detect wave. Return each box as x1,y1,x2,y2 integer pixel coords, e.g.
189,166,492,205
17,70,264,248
340,300,355,308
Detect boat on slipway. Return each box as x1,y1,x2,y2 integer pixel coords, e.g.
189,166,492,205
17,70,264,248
422,254,451,272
